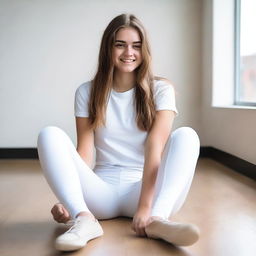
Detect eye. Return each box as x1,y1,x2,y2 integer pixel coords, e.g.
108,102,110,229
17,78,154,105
133,45,142,49
115,43,125,48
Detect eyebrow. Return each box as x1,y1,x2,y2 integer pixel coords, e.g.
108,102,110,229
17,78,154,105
115,40,142,44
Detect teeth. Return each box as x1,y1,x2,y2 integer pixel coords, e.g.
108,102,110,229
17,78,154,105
121,59,135,63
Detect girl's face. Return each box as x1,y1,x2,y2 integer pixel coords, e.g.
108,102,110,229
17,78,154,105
112,27,142,74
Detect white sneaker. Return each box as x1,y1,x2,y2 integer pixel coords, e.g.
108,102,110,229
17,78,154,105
145,219,200,246
55,216,104,251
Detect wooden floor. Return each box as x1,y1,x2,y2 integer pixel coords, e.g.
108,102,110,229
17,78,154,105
0,158,255,256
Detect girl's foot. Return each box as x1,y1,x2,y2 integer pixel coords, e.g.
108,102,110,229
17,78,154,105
55,215,104,251
145,218,200,246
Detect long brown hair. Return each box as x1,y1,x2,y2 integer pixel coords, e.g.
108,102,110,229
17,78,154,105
89,13,157,131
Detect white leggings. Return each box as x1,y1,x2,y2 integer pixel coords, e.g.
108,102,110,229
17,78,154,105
37,126,200,220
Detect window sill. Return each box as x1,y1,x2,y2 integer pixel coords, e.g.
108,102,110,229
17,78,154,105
212,105,256,110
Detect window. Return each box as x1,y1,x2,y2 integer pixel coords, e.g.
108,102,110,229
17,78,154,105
235,0,256,106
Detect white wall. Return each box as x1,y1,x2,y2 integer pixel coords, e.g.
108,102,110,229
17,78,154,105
0,0,203,147
2,0,254,166
201,0,256,165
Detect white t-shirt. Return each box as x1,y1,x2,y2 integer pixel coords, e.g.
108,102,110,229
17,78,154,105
74,80,178,170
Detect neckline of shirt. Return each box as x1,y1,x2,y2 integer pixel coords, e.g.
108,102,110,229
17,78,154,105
111,87,135,97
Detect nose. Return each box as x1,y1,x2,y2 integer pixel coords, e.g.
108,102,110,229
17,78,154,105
124,45,133,56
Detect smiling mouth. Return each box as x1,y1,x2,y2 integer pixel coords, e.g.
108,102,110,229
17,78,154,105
120,59,136,63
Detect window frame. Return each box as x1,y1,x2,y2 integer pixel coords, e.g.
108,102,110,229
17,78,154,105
234,0,256,106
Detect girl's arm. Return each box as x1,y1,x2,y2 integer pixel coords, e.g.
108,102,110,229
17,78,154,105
132,110,175,236
76,117,95,168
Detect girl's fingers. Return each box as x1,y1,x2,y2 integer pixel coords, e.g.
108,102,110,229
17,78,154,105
57,204,71,218
59,213,71,223
55,212,67,223
141,229,146,237
52,206,62,221
135,223,146,237
58,216,67,223
136,227,143,237
57,205,71,223
56,204,64,215
62,207,70,218
51,203,71,224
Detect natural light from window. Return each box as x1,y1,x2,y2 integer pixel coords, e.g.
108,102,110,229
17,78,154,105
237,0,256,104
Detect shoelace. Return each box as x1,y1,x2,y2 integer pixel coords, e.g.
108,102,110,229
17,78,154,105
65,217,96,235
66,218,84,234
65,219,75,226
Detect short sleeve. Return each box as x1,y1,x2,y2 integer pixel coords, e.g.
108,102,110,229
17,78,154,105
74,81,91,117
154,80,178,116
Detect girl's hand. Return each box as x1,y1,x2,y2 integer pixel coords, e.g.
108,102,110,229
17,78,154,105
51,203,71,223
131,207,151,237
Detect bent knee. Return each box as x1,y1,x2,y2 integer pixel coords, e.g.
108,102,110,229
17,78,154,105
38,125,62,137
172,127,200,146
37,126,64,145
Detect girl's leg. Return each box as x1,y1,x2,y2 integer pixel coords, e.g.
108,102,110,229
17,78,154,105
120,127,200,219
37,126,120,220
120,127,200,246
151,126,200,219
145,127,200,246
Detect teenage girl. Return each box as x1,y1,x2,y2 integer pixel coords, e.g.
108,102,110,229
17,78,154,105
37,13,200,252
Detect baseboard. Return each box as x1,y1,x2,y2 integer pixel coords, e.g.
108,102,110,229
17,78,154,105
0,148,38,159
0,147,255,180
200,146,256,180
